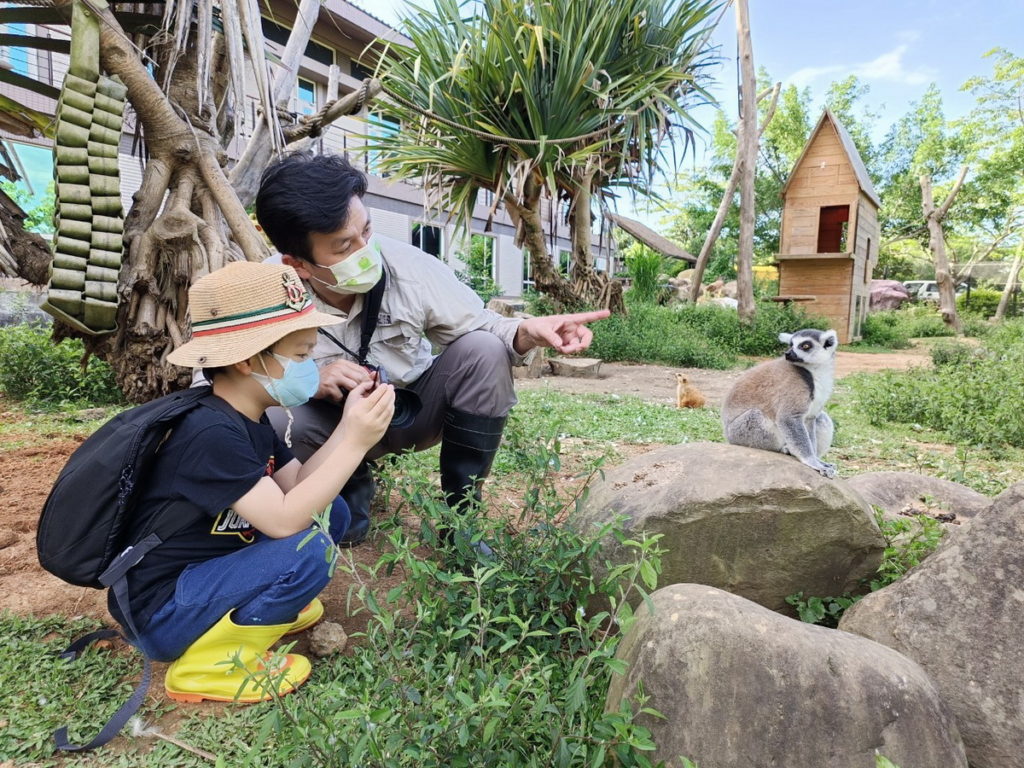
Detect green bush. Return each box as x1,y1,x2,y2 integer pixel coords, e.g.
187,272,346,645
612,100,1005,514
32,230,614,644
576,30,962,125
957,287,1002,318
847,318,1024,448
859,312,913,349
243,434,673,767
930,340,977,367
587,301,826,368
0,322,124,407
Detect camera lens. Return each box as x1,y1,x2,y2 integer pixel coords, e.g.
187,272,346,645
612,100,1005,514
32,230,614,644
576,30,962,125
390,388,422,430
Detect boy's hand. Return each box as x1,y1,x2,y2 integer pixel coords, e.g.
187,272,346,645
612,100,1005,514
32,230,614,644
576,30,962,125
339,380,395,452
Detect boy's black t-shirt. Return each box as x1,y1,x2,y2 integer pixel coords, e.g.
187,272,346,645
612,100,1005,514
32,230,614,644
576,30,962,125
107,401,295,630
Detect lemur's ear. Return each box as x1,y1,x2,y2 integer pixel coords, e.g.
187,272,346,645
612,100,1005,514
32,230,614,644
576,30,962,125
823,329,838,348
778,333,792,344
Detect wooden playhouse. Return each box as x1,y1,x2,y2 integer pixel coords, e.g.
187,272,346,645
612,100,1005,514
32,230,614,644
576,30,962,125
775,109,880,343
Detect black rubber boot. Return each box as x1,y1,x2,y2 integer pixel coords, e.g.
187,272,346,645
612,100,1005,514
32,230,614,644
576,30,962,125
439,410,508,511
338,460,375,548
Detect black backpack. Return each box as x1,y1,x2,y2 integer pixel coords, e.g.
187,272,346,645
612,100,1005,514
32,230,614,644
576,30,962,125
37,385,243,752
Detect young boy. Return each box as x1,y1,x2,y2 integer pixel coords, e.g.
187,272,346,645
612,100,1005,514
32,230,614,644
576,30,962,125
124,260,394,703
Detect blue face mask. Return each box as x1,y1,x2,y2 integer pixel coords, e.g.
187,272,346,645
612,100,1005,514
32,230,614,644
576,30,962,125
253,352,319,407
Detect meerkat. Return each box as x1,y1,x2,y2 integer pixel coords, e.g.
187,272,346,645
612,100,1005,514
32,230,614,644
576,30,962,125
675,373,706,409
721,328,838,478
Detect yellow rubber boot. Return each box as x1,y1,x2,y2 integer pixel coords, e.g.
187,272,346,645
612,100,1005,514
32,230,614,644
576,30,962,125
165,612,312,703
284,598,324,636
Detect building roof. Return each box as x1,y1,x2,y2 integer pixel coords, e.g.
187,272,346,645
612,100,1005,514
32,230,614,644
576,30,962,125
781,108,881,208
606,212,696,263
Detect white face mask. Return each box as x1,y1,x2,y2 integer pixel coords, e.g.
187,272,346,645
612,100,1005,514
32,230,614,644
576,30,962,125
310,238,383,295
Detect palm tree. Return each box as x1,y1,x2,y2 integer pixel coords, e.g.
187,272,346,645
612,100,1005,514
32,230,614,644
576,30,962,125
364,0,721,311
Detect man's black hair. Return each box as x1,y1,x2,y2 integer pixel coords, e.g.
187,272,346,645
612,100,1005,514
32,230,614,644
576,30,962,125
255,152,368,263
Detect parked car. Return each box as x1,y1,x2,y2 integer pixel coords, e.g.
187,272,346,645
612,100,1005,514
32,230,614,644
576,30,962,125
916,281,968,301
902,280,928,298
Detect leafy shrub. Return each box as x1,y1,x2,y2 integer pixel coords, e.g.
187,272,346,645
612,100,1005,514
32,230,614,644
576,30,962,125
587,301,826,368
957,287,1002,318
245,434,675,767
0,322,124,407
847,320,1024,447
859,312,912,349
930,340,977,367
625,246,664,304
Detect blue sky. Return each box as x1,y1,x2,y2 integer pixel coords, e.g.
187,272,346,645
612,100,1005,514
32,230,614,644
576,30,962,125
349,0,1024,223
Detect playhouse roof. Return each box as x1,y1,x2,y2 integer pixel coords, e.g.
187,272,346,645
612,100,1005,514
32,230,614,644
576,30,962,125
781,108,881,208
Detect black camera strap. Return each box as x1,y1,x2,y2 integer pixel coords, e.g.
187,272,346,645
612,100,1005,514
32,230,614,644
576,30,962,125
317,273,386,366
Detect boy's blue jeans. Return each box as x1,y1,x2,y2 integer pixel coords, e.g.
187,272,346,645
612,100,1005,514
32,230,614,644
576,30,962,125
135,497,350,662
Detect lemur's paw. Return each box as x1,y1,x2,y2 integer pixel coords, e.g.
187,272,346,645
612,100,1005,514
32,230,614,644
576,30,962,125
816,462,837,479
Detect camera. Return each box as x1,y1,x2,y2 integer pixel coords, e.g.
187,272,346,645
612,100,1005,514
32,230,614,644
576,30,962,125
363,364,422,430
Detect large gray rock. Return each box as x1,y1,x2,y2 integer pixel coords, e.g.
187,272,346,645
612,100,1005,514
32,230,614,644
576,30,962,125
607,584,967,768
573,442,885,611
839,482,1024,768
845,471,990,523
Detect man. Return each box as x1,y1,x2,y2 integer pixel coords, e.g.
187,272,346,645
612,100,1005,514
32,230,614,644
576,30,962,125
255,153,608,546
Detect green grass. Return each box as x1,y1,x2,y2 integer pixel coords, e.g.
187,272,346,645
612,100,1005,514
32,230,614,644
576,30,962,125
4,366,1022,765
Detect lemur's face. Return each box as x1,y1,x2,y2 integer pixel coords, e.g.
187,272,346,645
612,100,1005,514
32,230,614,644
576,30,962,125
779,329,838,366
676,374,689,385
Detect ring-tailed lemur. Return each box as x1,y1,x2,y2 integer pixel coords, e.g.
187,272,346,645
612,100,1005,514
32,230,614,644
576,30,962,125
721,328,838,478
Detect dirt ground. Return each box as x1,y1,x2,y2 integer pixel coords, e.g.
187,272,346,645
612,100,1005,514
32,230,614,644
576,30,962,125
0,344,932,628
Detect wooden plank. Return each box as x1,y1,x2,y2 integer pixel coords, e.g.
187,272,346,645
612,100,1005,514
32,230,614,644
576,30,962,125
0,68,60,100
0,33,71,52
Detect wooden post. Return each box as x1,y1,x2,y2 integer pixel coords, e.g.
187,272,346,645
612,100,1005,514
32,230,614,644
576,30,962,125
734,0,757,323
688,83,779,303
920,167,967,333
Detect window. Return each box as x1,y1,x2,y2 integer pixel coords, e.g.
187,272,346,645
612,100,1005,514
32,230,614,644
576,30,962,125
296,77,317,116
864,238,872,285
261,17,334,66
522,249,534,291
1,21,32,77
817,205,850,253
350,59,373,80
412,223,442,258
367,111,399,178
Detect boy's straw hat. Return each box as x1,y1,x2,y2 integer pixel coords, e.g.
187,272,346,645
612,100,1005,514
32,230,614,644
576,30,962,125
167,261,339,368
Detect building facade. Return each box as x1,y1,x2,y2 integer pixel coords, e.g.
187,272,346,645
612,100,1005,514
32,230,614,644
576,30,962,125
0,0,617,298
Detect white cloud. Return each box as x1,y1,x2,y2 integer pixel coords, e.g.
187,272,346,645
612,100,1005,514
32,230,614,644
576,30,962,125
853,44,932,85
786,40,935,88
789,64,845,88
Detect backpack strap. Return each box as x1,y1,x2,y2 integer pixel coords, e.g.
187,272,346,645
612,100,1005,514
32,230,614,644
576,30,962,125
52,532,165,751
53,392,245,752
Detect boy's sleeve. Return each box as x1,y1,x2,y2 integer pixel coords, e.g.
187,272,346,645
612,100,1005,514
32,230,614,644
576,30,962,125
174,423,270,515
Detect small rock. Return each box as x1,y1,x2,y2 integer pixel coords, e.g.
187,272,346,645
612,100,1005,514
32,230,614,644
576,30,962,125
0,530,17,549
513,347,547,379
486,298,524,317
307,621,348,657
548,357,603,378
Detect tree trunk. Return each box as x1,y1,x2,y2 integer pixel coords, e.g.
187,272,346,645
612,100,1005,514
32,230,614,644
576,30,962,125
995,242,1023,321
689,83,779,303
0,200,51,284
920,169,967,334
734,0,757,323
568,167,625,313
504,178,580,310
